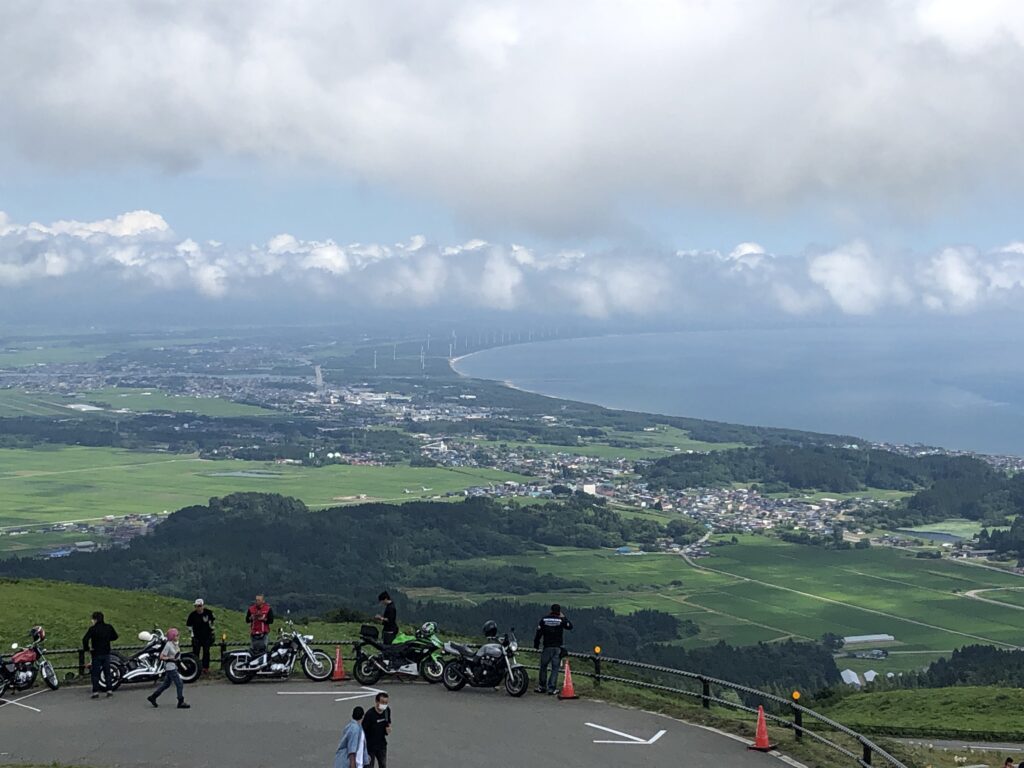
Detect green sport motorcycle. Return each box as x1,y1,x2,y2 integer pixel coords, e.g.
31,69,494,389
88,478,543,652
352,622,446,685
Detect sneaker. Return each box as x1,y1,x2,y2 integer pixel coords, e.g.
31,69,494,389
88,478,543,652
106,692,113,698
535,687,546,694
547,689,556,695
177,701,191,709
91,693,99,699
147,696,158,708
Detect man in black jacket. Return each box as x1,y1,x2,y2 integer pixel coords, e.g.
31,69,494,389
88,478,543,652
533,604,573,695
186,598,216,674
82,611,118,698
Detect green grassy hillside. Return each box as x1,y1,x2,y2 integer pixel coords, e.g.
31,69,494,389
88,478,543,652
818,686,1024,739
0,578,358,652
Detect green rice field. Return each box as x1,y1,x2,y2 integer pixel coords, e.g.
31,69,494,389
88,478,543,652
407,535,1024,667
0,387,272,418
0,445,527,529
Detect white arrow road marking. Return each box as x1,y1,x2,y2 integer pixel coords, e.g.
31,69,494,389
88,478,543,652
585,722,666,745
0,689,47,713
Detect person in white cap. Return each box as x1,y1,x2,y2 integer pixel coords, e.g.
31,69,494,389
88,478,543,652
185,598,216,675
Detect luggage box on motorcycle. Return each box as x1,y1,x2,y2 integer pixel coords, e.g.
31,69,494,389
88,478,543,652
359,624,379,640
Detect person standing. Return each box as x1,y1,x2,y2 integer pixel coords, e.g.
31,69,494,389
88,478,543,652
533,603,573,695
246,594,274,653
334,706,369,768
147,627,190,709
186,598,216,674
82,611,119,699
362,692,391,768
375,592,397,645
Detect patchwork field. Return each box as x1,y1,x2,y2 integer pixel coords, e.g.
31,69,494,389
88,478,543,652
0,445,527,529
477,425,745,460
0,387,272,418
407,536,1024,667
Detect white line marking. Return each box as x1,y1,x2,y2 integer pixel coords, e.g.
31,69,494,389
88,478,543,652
585,722,666,745
0,689,47,713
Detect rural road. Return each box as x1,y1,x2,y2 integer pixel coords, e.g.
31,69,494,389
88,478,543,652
0,678,781,768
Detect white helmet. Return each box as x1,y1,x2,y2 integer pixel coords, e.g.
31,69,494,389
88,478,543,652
138,630,153,643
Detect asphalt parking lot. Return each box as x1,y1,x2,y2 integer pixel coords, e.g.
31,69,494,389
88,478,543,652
0,677,781,767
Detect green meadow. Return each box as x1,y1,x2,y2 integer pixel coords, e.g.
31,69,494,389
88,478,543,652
0,445,526,529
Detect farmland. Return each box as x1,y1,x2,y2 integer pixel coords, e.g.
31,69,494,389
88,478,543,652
0,445,527,529
477,424,745,460
0,387,272,418
406,536,1024,667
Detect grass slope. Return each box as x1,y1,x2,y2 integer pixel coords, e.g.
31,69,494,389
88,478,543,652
0,578,358,653
818,686,1024,739
0,445,527,528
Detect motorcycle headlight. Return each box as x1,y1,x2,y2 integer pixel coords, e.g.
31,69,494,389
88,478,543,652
509,640,519,652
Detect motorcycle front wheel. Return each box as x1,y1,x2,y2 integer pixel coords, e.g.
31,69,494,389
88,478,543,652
178,656,200,684
441,661,466,691
354,658,382,686
41,661,59,691
302,651,334,682
419,657,444,684
225,657,255,684
505,667,529,697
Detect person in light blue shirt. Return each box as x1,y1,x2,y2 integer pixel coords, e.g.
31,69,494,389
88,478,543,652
334,706,369,768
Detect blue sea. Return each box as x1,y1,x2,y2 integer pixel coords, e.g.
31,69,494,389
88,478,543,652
453,323,1024,456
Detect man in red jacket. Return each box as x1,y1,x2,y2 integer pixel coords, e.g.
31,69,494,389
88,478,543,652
246,594,274,653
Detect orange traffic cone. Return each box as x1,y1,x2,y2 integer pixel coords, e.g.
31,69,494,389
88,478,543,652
557,659,579,700
331,646,346,681
748,706,777,752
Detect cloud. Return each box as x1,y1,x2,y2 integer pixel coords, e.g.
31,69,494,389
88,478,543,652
2,2,1024,233
5,210,1024,323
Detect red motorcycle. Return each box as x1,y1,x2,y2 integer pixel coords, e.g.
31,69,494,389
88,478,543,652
1,626,59,697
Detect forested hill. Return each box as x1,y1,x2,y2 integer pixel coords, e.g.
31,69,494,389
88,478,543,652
642,446,1024,524
0,493,680,641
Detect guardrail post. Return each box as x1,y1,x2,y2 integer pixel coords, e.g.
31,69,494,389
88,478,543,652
593,654,602,686
219,639,227,668
78,648,86,677
700,677,710,709
862,742,872,765
792,706,803,742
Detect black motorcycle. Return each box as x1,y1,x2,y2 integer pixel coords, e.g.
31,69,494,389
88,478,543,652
224,621,333,684
101,629,197,690
352,622,445,686
441,622,529,697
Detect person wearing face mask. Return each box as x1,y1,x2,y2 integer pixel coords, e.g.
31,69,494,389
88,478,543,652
362,692,391,768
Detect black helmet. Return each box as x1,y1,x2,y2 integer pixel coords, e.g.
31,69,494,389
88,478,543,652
482,620,498,638
416,621,438,639
29,626,45,642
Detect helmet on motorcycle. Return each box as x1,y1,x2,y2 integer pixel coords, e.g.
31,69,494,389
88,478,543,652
138,631,154,643
482,620,498,638
416,621,438,639
166,627,180,641
28,626,45,642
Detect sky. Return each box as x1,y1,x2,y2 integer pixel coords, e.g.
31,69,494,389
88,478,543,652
3,0,1024,326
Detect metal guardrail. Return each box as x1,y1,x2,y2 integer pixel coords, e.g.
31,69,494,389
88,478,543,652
38,641,905,768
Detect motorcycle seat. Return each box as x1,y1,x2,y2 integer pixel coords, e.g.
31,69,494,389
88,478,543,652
449,642,474,657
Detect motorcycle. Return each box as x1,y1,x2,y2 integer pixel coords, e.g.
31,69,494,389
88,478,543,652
441,622,529,697
0,626,59,696
352,622,446,686
100,628,198,691
223,621,333,684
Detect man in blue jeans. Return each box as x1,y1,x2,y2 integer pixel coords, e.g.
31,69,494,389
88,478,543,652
534,604,573,694
82,611,118,699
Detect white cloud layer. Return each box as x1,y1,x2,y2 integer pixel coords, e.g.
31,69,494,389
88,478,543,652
2,2,1024,232
4,210,1024,320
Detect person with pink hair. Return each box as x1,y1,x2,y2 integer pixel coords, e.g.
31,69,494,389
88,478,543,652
146,628,191,709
